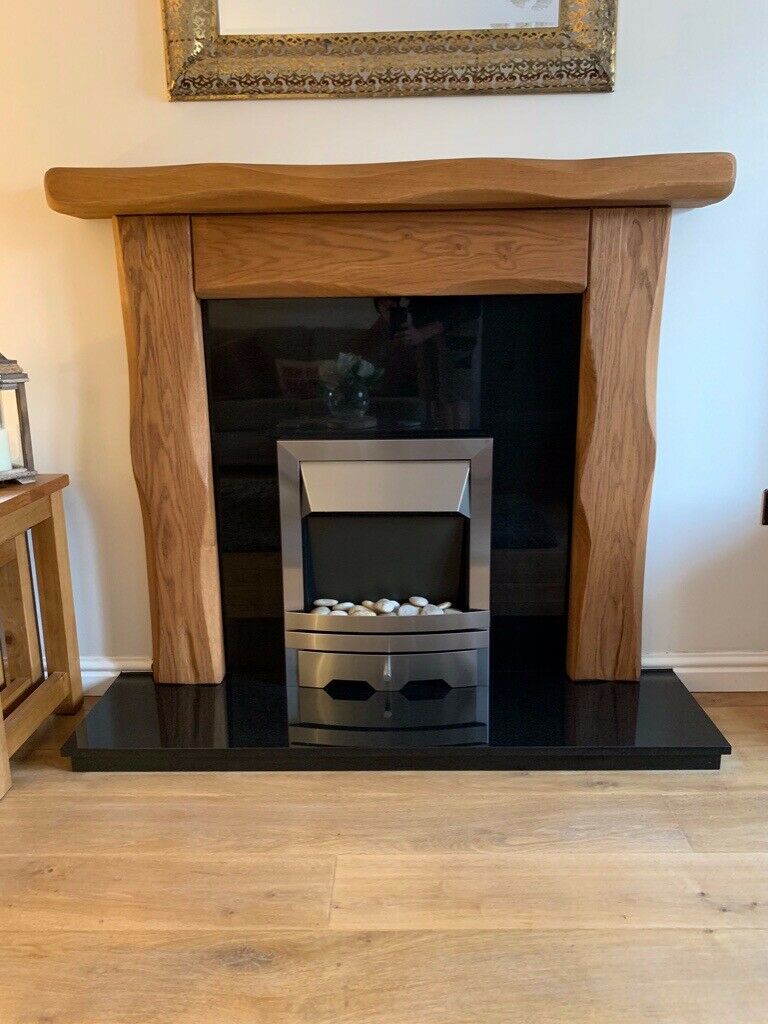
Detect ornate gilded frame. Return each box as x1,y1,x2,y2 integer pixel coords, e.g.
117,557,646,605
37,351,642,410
161,0,616,100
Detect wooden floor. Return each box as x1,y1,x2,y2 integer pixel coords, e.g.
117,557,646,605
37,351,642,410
1,691,768,1023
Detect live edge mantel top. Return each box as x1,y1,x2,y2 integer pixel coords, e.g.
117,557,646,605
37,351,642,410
44,153,736,219
43,154,735,686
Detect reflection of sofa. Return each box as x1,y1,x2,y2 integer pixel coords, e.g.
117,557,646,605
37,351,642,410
210,326,427,466
211,395,428,468
212,327,376,399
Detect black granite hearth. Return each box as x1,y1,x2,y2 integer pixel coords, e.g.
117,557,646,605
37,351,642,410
62,670,730,772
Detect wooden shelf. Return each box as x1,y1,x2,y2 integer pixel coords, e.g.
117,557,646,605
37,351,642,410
0,474,69,518
45,154,736,219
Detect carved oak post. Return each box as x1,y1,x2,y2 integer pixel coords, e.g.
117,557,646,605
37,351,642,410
113,215,224,684
567,207,671,681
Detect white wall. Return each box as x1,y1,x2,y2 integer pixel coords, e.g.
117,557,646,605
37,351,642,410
2,1,766,672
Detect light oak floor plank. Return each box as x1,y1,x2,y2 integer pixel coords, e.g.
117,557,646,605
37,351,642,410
10,757,766,797
330,852,768,930
695,691,768,709
665,792,768,853
0,791,691,857
1,693,766,1024
692,706,768,749
1,929,767,1024
0,855,335,931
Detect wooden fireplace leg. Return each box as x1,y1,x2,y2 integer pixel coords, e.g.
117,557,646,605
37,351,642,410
113,215,225,685
567,207,671,682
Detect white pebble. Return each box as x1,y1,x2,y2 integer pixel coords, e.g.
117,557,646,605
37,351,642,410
409,596,429,608
397,603,419,616
420,604,445,616
329,609,349,616
438,602,452,610
314,599,338,608
336,602,354,610
375,599,399,614
313,606,331,615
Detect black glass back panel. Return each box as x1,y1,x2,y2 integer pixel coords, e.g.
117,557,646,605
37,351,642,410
203,295,581,674
304,513,468,608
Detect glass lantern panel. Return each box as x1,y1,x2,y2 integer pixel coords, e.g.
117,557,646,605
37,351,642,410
0,389,24,466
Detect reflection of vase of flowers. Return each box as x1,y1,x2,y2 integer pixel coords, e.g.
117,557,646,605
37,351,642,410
325,383,371,420
319,353,383,422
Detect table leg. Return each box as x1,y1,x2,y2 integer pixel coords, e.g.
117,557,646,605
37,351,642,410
0,709,10,798
30,492,83,713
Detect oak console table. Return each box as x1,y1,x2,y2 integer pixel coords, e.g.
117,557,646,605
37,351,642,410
0,474,82,797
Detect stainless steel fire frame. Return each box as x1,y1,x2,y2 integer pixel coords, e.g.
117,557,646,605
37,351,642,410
277,437,493,618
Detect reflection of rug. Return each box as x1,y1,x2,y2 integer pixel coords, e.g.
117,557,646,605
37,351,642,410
218,478,559,554
491,495,558,550
219,476,282,553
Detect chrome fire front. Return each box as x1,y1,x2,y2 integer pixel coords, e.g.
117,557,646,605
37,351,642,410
277,437,493,691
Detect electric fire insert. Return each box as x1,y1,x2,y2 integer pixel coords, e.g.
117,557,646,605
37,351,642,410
277,438,493,745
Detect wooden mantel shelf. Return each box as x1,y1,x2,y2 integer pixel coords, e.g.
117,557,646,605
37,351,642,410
45,153,736,219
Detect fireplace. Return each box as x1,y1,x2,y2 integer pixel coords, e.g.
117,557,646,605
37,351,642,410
46,155,735,770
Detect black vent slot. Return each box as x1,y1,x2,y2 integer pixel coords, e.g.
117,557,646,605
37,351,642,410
400,679,452,701
323,680,376,702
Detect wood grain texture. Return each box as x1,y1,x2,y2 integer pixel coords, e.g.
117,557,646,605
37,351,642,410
0,791,689,859
330,852,768,930
0,539,15,569
0,496,51,547
0,695,767,1022
3,672,70,756
192,210,589,298
665,790,768,853
0,854,335,931
1,929,767,1024
30,492,83,712
0,474,68,518
0,536,42,701
0,676,35,716
44,153,737,219
113,215,224,685
0,701,8,798
567,208,671,681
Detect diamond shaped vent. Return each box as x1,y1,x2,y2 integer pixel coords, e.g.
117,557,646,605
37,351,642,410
323,680,376,702
399,679,452,702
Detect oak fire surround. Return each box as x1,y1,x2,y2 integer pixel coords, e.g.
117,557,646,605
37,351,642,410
45,154,736,689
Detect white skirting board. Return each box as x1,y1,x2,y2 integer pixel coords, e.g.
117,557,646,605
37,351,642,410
80,658,150,695
642,653,768,692
79,654,768,694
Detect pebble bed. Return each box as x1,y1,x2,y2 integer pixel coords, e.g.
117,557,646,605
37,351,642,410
310,597,456,617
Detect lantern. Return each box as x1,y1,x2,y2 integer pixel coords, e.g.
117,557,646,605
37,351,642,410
0,353,36,484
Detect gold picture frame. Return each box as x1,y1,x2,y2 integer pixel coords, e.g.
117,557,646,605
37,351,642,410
161,0,617,100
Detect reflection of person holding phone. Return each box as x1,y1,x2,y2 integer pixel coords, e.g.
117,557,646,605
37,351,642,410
366,299,419,397
370,297,481,428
